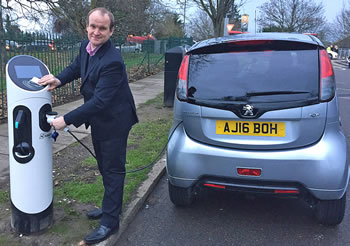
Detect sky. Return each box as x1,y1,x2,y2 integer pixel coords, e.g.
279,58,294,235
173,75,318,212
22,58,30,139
17,0,350,33
241,0,347,33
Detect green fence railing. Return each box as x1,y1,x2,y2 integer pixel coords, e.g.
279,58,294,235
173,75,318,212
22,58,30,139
0,34,193,121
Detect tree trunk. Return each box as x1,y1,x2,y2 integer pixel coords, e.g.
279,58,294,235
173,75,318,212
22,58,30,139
0,6,6,76
213,15,224,37
90,0,97,9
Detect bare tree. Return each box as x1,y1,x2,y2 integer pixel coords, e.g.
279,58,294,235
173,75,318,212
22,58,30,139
258,0,326,33
0,0,58,36
176,0,187,31
146,0,171,34
187,10,214,41
153,12,185,38
332,1,350,41
51,0,153,38
1,0,55,21
0,1,58,74
109,0,152,37
51,0,90,37
190,0,246,37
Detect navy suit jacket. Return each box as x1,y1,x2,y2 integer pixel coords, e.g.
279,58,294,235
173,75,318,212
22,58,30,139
57,40,138,140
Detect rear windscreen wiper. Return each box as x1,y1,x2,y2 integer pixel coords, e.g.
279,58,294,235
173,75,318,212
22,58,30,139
246,91,311,97
196,96,248,102
189,92,310,102
187,91,314,105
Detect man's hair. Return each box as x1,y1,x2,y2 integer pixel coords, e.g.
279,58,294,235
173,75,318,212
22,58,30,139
87,7,115,31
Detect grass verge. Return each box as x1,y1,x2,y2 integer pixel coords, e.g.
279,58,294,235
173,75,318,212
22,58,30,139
0,191,9,203
0,236,20,246
54,93,172,207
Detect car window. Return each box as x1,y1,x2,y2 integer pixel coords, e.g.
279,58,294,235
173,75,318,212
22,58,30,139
188,49,319,103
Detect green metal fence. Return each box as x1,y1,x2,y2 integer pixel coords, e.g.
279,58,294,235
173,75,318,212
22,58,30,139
0,34,193,121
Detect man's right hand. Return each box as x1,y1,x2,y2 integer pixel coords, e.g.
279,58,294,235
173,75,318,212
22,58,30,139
38,74,61,91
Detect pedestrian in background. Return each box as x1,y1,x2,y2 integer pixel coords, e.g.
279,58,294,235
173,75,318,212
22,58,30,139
39,7,138,244
334,45,339,54
331,44,335,52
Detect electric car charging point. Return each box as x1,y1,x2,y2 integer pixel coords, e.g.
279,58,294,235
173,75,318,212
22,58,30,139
6,55,54,234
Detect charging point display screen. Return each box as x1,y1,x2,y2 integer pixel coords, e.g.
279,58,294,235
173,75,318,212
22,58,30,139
14,66,42,79
8,55,49,91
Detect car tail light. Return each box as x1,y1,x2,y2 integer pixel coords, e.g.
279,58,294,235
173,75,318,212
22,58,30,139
320,49,336,102
274,189,299,194
237,168,261,177
176,55,189,101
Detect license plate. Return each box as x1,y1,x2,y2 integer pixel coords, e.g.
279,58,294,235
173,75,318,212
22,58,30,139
216,120,285,137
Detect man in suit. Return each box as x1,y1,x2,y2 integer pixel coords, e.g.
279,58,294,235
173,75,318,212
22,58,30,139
39,7,138,244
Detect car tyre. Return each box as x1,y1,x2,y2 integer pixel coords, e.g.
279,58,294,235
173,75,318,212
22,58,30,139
328,53,333,60
314,193,346,226
168,180,194,206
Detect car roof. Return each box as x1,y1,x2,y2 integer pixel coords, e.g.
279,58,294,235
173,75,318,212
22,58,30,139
188,32,324,52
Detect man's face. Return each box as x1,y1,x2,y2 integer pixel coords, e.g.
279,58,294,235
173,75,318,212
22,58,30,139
86,11,113,48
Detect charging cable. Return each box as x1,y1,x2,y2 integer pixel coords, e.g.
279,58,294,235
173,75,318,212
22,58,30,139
47,112,182,174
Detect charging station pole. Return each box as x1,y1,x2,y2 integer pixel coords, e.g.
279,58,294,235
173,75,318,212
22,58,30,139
6,55,53,234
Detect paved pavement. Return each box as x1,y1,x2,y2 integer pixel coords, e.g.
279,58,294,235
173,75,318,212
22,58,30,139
0,72,168,245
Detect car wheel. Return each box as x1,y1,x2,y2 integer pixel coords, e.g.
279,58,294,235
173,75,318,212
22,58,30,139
314,193,346,226
168,180,194,206
328,53,333,59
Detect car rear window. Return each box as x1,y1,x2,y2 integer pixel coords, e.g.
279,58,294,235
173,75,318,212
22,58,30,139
187,43,319,103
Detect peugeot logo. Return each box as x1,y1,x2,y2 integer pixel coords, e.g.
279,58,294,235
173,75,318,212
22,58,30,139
243,104,254,116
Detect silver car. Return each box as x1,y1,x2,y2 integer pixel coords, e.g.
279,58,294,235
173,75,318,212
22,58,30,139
166,33,349,225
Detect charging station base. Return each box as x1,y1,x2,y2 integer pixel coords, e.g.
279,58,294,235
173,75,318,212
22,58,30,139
11,201,53,234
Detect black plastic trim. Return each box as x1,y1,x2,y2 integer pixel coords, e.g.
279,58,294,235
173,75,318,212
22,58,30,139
11,201,53,235
39,104,52,132
12,106,34,163
198,176,308,198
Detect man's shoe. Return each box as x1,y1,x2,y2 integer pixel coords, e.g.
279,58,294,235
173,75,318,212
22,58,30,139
84,225,118,244
86,208,102,220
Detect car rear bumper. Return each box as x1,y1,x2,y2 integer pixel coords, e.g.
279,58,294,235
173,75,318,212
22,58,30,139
166,123,349,200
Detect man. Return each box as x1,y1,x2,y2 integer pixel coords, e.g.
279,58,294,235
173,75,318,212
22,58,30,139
39,7,138,244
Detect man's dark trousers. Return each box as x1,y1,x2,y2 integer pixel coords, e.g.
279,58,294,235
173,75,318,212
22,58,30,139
56,39,138,227
92,129,130,228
